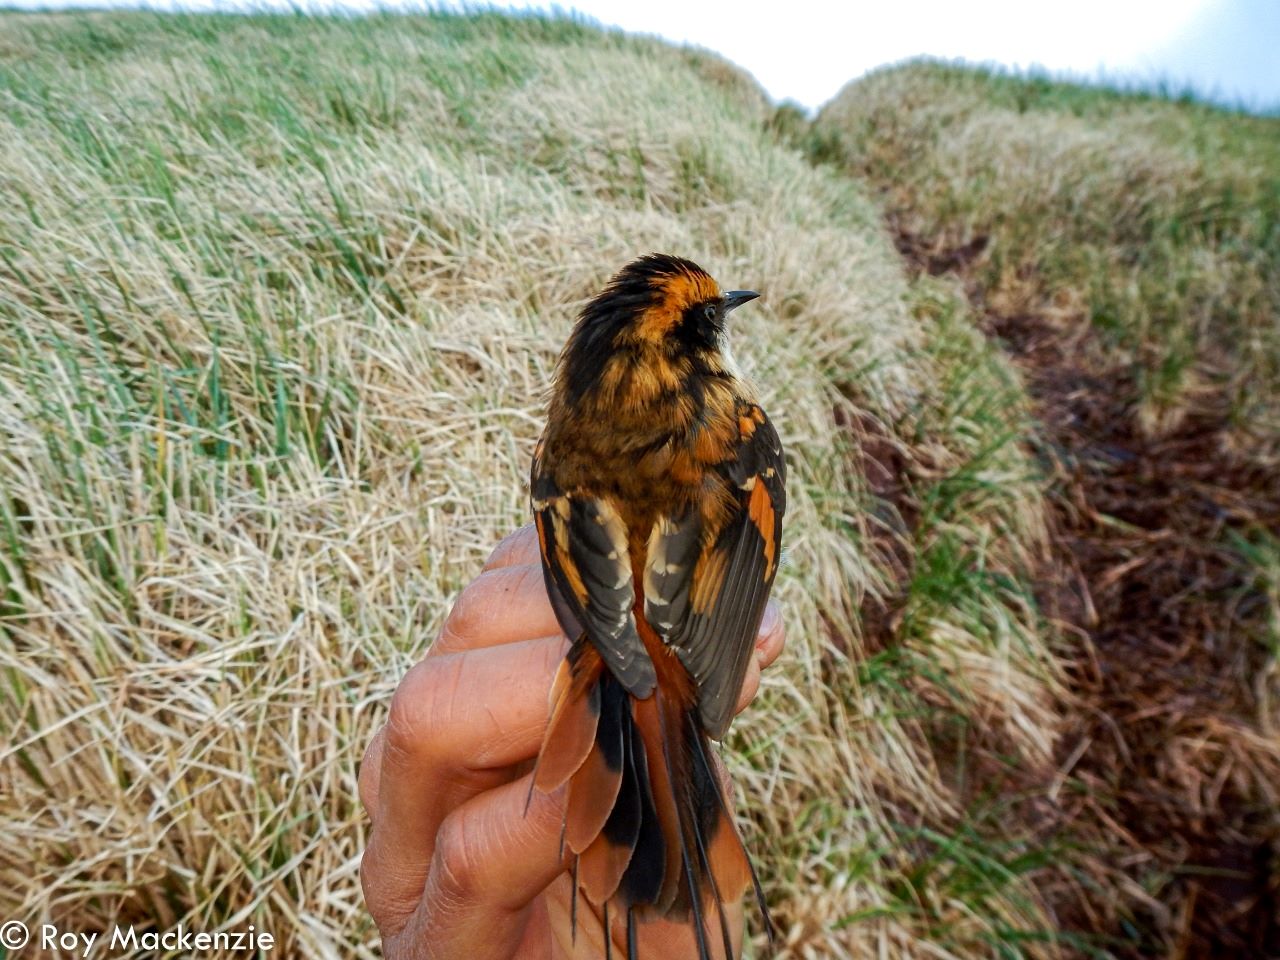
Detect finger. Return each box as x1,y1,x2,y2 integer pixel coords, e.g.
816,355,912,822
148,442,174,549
756,599,784,669
361,634,565,819
359,726,386,816
433,563,562,656
731,600,786,716
484,524,540,571
388,775,571,960
734,656,763,717
362,636,565,935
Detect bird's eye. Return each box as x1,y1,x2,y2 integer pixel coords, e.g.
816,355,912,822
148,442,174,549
703,304,717,322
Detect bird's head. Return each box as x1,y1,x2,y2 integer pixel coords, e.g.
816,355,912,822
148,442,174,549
559,254,760,405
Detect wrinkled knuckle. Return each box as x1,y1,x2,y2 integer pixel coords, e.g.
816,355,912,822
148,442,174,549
360,845,420,940
360,847,389,921
357,755,379,814
384,667,439,766
433,814,482,902
441,578,491,643
384,694,425,768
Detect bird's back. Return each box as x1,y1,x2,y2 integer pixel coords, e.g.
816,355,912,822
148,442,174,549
530,254,784,957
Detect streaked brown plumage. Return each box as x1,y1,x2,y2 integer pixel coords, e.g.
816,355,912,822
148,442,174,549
530,254,786,958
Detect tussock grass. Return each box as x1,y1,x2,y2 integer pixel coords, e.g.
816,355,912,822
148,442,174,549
823,278,1068,956
810,61,1280,957
812,60,1280,446
0,13,1066,959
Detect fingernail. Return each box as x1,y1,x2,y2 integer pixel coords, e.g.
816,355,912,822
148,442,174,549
759,602,780,641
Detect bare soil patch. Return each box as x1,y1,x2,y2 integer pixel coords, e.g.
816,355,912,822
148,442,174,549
835,401,918,655
892,228,1280,959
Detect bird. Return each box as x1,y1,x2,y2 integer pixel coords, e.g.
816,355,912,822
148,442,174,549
529,253,786,959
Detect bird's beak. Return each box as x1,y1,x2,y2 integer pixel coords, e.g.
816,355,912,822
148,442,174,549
722,290,760,313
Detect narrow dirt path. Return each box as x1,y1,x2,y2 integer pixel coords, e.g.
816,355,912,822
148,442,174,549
893,229,1280,959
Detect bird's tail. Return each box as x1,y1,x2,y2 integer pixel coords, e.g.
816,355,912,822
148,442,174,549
531,638,772,959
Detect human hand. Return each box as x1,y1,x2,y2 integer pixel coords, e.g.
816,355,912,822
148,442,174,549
359,524,785,959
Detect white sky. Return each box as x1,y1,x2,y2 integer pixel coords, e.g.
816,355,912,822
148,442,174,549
499,0,1278,111
11,0,1280,112
508,0,1207,108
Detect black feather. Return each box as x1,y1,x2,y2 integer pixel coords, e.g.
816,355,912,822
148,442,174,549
601,685,642,853
570,856,580,945
680,835,713,960
687,727,736,960
626,906,639,960
692,730,775,946
619,719,665,906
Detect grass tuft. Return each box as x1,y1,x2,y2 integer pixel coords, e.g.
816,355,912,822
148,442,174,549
812,59,1280,448
0,11,1066,958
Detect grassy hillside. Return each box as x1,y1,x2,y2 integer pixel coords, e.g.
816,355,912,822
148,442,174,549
811,62,1280,958
813,61,1280,445
0,14,1066,960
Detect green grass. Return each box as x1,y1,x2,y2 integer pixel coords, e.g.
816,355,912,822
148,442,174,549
808,59,1280,958
810,60,1280,445
0,10,1069,959
11,15,1274,960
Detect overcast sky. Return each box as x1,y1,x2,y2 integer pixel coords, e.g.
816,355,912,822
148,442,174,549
10,0,1279,113
503,0,1280,112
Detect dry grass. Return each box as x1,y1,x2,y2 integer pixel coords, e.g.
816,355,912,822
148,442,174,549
813,61,1280,448
811,61,1280,958
0,13,1066,960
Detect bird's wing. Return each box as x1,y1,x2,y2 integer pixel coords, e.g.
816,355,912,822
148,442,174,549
532,441,657,697
644,404,786,740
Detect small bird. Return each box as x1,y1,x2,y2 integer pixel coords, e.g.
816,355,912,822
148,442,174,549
530,254,786,958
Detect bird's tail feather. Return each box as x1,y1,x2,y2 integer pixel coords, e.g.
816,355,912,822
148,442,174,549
532,638,771,959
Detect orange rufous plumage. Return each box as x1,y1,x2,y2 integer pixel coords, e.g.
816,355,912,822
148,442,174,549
530,254,785,959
